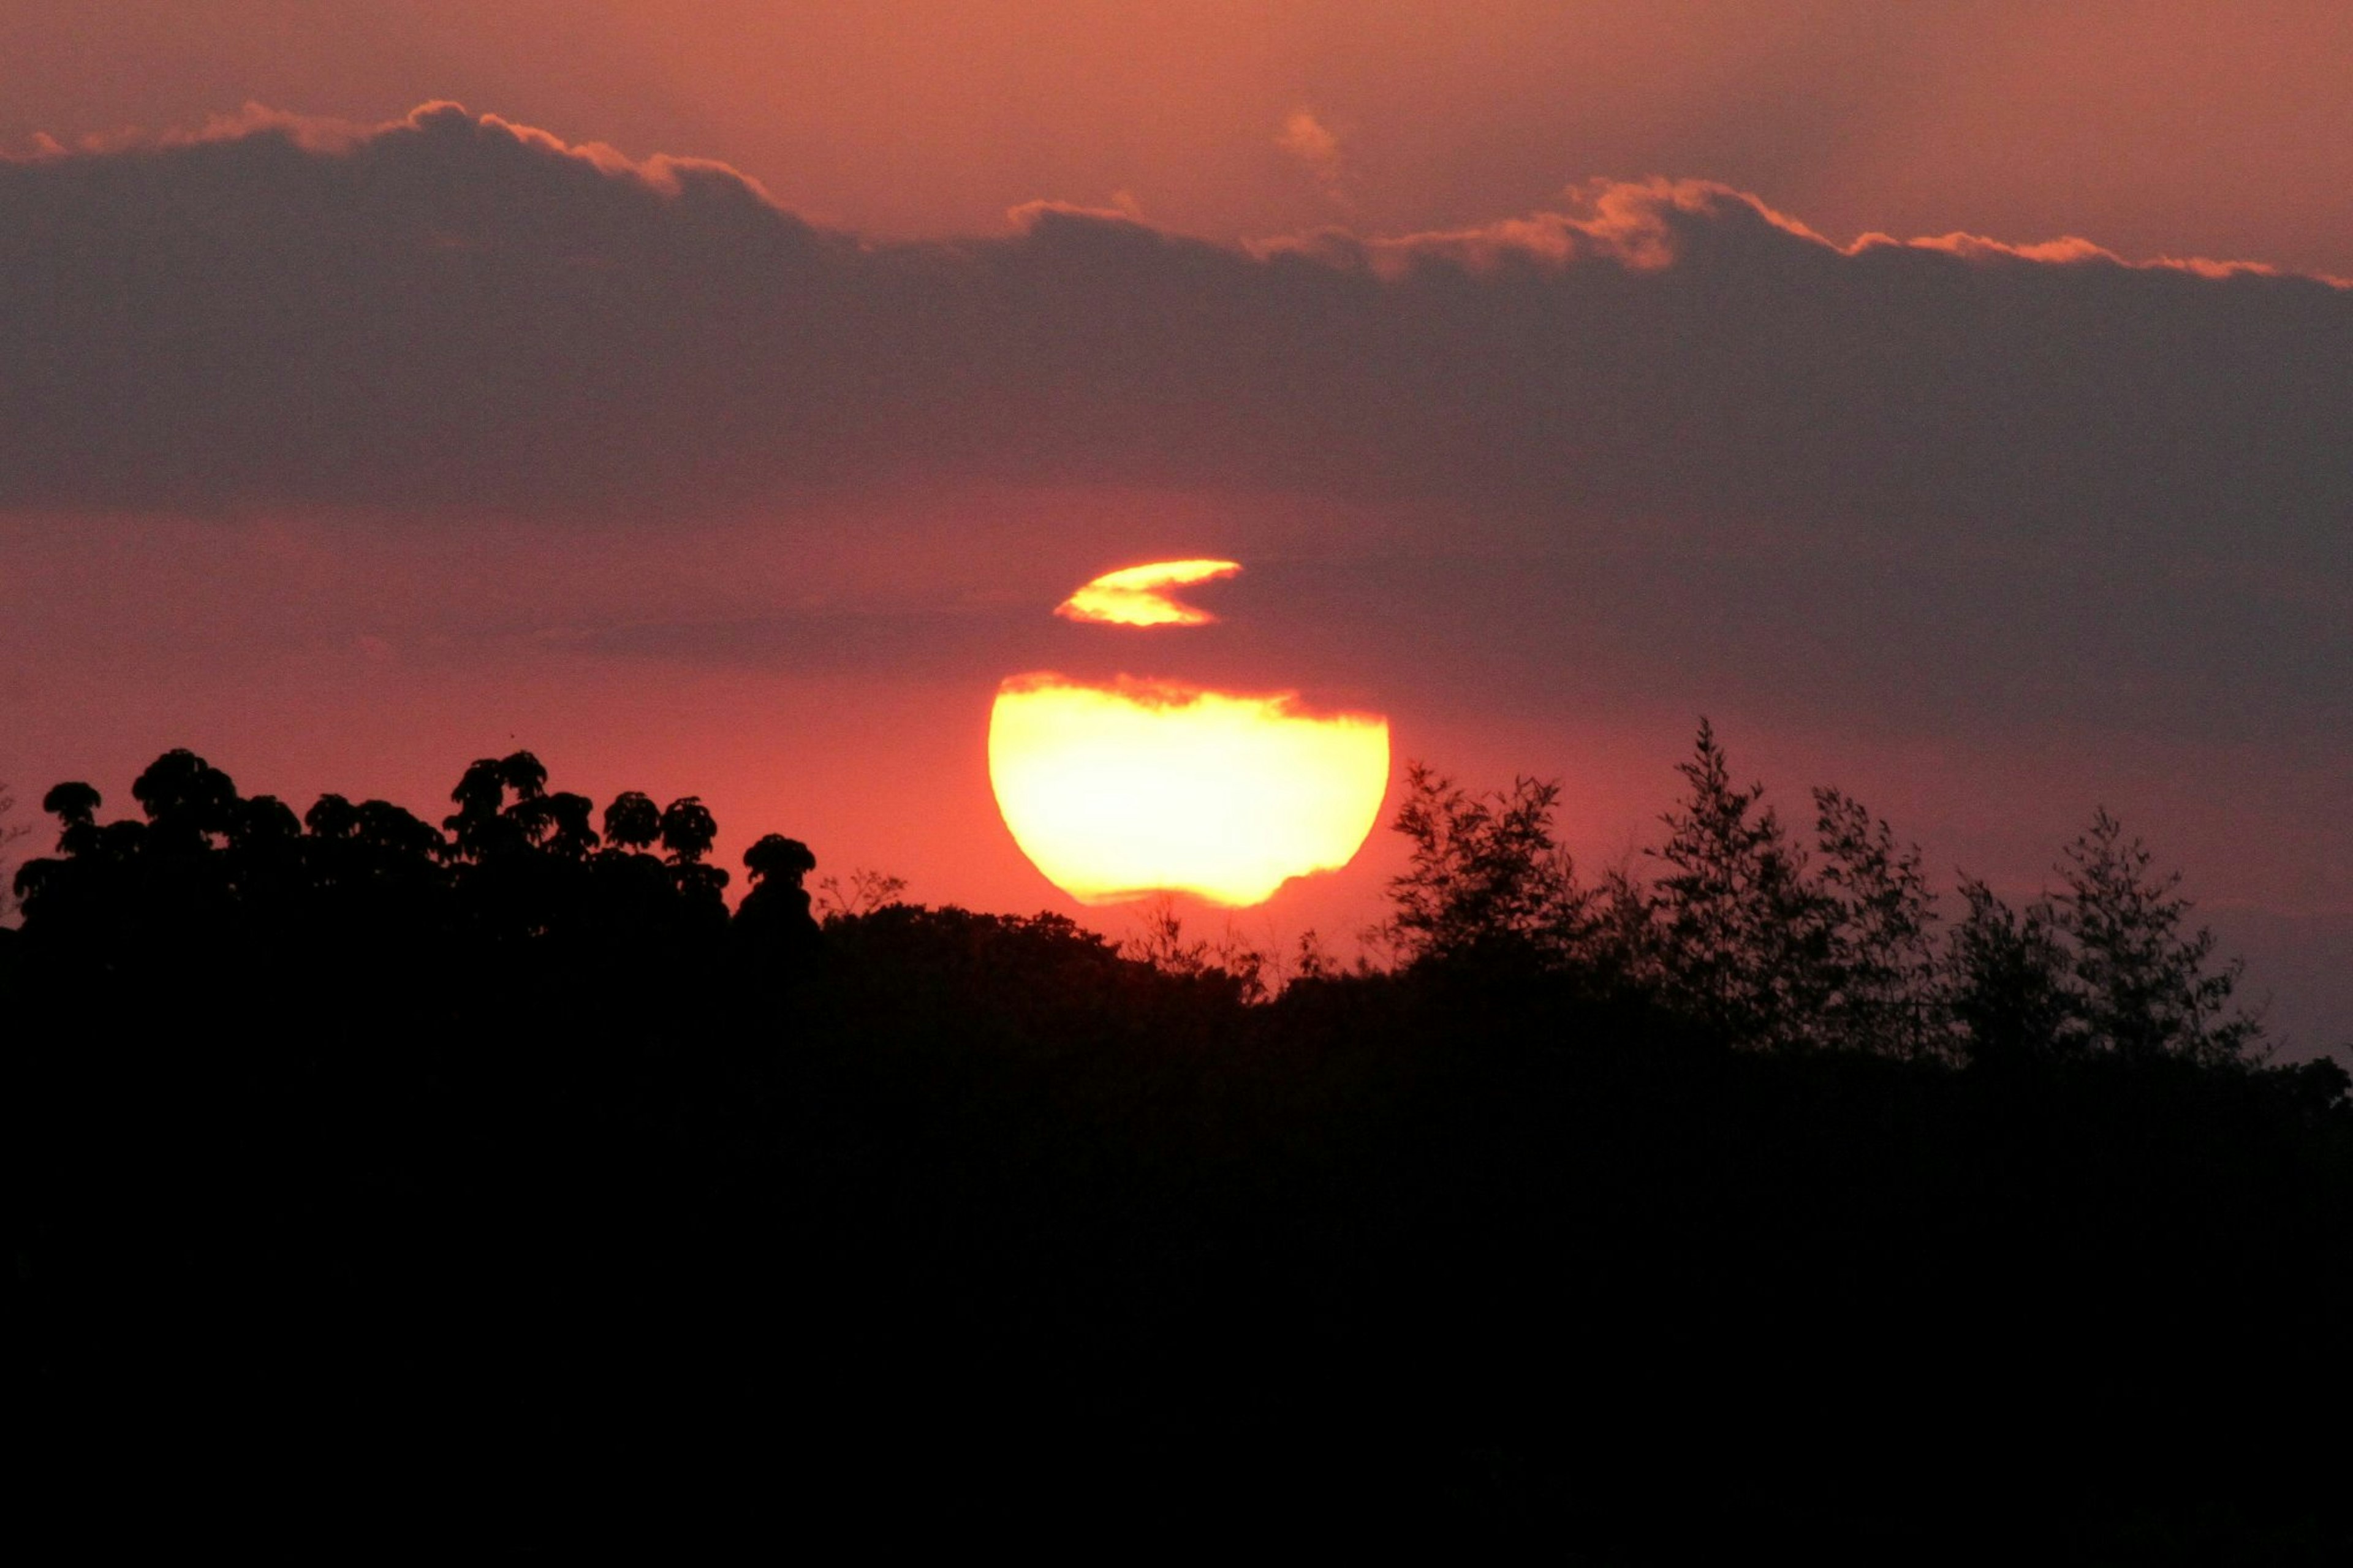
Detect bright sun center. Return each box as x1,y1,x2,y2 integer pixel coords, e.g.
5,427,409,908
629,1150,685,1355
989,560,1391,908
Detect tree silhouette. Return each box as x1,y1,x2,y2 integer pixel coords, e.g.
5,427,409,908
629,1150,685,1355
544,792,601,860
1646,721,1833,1048
658,796,718,864
130,749,239,855
41,780,102,828
1376,722,2276,1070
745,833,817,889
1944,812,2265,1066
230,795,301,847
2053,809,2261,1064
812,866,909,924
499,751,548,802
653,795,728,921
1383,763,1591,970
304,793,360,841
1811,787,1941,1059
738,833,822,953
1120,895,1270,1002
444,757,512,861
7,748,814,982
441,750,557,865
354,799,442,860
1946,875,2077,1065
602,790,660,852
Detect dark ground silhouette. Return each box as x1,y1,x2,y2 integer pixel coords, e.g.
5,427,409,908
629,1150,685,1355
10,743,2353,1557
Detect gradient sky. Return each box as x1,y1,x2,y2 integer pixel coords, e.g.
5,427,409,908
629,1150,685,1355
4,4,2349,1051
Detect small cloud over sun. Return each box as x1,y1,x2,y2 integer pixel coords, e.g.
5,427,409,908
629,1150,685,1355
1055,559,1241,627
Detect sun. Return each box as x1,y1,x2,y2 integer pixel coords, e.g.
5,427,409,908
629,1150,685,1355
988,561,1391,907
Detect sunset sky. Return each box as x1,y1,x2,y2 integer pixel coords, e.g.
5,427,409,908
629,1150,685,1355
4,2,2349,1050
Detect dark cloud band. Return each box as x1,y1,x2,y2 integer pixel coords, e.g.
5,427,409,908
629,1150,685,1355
1,102,2346,570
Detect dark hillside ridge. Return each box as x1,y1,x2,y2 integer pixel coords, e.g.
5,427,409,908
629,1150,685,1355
10,746,2351,1557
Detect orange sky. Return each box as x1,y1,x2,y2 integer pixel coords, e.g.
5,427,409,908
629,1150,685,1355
4,4,2352,1050
9,1,2353,275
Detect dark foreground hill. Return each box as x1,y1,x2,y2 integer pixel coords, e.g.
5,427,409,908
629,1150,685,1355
10,748,2353,1558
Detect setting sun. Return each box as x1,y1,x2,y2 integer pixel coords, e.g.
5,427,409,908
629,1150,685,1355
994,557,1389,906
988,673,1390,906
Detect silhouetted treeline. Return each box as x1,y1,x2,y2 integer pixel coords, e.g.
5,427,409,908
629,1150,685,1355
9,741,2352,1558
1381,720,2271,1066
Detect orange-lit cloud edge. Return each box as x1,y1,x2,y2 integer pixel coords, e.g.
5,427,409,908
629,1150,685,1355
11,107,2343,291
1249,176,2353,290
9,99,781,212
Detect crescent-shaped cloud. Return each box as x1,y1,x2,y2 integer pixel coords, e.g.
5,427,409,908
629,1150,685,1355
1055,560,1242,627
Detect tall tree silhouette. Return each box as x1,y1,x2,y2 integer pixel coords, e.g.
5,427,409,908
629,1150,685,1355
659,795,729,919
1647,721,1833,1048
2053,809,2260,1064
1946,876,2077,1065
1811,787,1941,1059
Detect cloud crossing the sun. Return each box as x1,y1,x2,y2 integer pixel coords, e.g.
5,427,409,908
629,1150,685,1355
1055,560,1242,627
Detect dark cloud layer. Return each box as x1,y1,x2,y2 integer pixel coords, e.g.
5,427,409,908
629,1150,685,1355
4,102,2349,570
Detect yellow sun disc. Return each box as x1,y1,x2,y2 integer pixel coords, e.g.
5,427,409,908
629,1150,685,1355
988,673,1390,907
